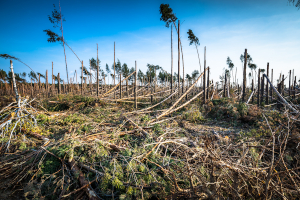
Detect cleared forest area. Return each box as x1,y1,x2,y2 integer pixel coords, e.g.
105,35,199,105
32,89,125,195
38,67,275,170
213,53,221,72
0,55,300,199
1,2,300,200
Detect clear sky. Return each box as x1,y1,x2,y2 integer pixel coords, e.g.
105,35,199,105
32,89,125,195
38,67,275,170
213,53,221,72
0,0,300,85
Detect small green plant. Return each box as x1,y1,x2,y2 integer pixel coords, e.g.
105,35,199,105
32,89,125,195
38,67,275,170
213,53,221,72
152,123,163,133
237,102,248,117
81,124,92,133
19,142,27,150
37,114,50,125
183,109,205,123
141,114,150,122
63,114,85,124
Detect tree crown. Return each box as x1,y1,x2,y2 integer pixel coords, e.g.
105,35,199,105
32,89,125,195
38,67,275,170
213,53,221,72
159,4,177,28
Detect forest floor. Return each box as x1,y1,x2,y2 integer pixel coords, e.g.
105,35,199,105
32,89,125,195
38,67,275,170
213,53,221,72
0,94,299,199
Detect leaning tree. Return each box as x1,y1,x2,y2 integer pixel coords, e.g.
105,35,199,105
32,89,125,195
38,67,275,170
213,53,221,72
43,3,70,84
187,29,202,75
226,57,234,85
160,4,186,93
288,0,300,9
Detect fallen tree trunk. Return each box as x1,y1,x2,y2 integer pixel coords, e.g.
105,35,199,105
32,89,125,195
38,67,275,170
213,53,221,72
124,115,149,137
263,74,299,114
155,67,209,121
68,159,100,200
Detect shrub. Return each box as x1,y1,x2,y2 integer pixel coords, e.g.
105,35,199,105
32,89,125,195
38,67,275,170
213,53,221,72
237,102,248,117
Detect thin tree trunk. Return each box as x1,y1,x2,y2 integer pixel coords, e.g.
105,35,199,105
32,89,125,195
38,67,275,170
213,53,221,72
258,69,260,106
97,44,99,96
114,42,116,99
242,49,247,102
81,61,83,95
261,76,264,105
207,66,209,99
135,61,137,109
289,69,291,97
171,24,173,93
177,20,180,96
266,63,269,104
59,1,69,84
203,46,206,103
58,73,60,94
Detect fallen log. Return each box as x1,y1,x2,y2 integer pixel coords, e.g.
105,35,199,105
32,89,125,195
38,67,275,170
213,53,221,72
263,74,299,114
155,68,209,121
68,159,100,200
100,70,136,98
124,115,149,137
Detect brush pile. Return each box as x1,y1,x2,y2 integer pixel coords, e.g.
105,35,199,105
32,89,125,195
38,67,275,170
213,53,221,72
0,92,299,200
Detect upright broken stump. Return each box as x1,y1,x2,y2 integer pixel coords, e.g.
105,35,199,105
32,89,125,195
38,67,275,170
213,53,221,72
58,73,61,94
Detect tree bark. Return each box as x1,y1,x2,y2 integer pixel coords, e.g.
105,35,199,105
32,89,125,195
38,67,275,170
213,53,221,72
242,49,247,102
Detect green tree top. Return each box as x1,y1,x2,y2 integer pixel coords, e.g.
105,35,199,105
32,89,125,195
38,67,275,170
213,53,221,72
288,0,300,9
159,4,178,28
121,63,129,78
187,29,200,46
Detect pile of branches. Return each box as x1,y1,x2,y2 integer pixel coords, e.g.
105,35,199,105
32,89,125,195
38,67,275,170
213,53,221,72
0,65,300,199
0,101,299,199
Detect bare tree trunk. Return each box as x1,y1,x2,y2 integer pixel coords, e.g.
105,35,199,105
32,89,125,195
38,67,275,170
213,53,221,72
46,70,48,95
90,59,92,95
58,73,61,94
171,24,173,94
52,62,54,92
59,1,69,84
258,69,260,106
224,73,226,98
266,63,269,104
10,60,19,105
251,79,254,103
207,66,209,99
120,73,122,99
97,44,99,96
294,76,296,99
289,70,291,97
261,76,264,105
242,49,247,102
178,20,180,96
135,61,137,109
81,61,83,95
203,46,206,103
114,42,116,99
282,75,285,96
270,69,273,99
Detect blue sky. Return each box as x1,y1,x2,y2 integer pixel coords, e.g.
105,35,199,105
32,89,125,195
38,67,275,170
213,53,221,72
0,0,300,85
